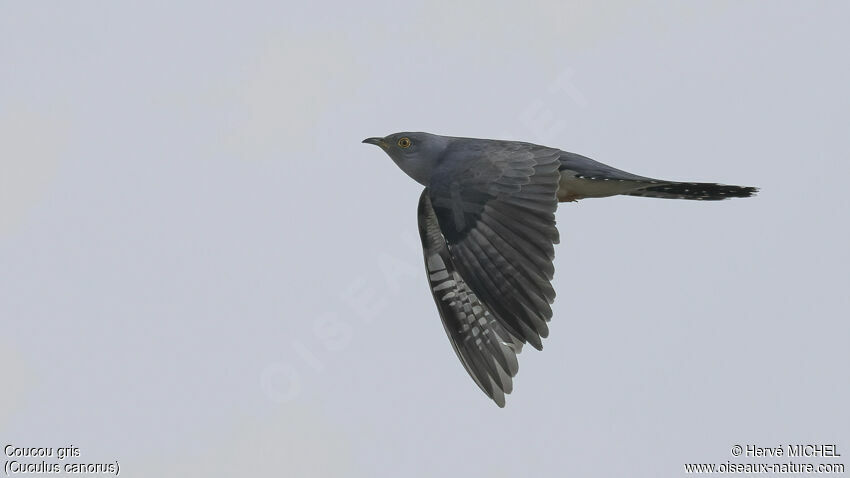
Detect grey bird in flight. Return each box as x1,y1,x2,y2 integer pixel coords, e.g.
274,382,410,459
363,132,757,407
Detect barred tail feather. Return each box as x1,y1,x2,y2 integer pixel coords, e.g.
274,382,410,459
626,182,759,201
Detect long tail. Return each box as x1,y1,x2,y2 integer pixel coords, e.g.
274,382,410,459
626,182,759,201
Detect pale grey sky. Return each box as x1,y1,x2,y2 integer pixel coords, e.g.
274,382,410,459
1,1,848,477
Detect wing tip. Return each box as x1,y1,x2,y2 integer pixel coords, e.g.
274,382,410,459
493,395,507,408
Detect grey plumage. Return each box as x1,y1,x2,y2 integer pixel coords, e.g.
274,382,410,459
363,132,757,407
419,192,522,407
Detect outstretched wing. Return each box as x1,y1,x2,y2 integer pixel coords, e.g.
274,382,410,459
428,140,562,350
418,191,524,407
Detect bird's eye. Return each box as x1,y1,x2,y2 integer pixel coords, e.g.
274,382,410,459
397,137,411,148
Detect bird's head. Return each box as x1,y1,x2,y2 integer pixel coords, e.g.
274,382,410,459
362,132,450,186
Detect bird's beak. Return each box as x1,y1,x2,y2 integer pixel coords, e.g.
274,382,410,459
362,137,387,148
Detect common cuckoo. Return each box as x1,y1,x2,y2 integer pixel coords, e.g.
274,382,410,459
363,132,757,407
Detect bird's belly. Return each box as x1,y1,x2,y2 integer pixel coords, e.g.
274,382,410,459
557,170,641,202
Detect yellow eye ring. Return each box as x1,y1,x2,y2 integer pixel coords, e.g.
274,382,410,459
397,137,411,148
